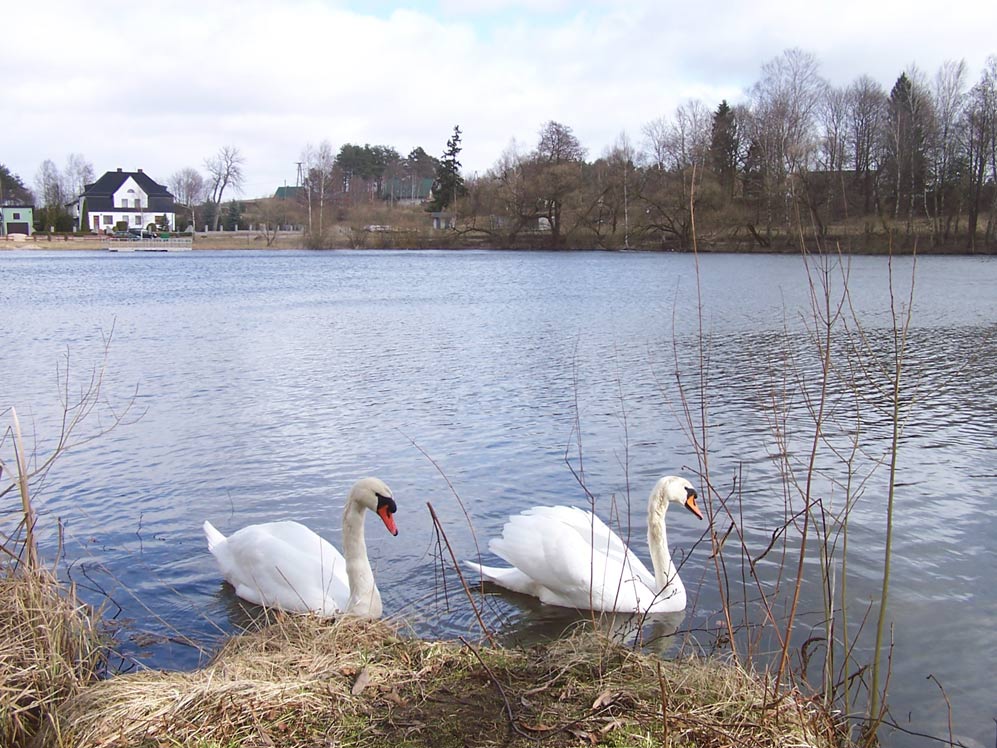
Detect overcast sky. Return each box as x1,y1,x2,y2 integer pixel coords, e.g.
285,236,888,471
5,0,996,198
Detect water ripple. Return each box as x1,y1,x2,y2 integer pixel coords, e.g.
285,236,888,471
2,250,995,747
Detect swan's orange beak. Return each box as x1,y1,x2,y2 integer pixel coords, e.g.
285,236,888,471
377,505,399,536
685,494,704,520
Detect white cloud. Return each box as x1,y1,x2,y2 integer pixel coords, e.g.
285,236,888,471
3,0,995,197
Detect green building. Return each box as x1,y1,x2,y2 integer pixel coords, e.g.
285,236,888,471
1,204,34,236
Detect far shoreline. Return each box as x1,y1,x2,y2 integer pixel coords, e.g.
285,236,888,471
3,232,995,256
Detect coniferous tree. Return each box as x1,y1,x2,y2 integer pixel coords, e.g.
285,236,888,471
0,163,34,203
428,125,467,212
884,72,932,230
709,100,740,201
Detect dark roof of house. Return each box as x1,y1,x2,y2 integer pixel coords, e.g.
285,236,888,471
81,170,174,199
274,185,304,200
79,169,175,212
380,176,433,199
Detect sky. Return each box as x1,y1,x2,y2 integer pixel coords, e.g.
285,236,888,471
4,0,996,199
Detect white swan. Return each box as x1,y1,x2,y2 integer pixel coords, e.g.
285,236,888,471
465,476,702,613
203,477,398,618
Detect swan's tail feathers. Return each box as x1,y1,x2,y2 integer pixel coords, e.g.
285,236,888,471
463,560,540,597
203,521,226,553
463,560,487,578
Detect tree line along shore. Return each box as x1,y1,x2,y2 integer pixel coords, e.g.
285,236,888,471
4,223,995,253
5,48,997,254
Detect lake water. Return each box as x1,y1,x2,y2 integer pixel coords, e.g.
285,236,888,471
1,249,994,746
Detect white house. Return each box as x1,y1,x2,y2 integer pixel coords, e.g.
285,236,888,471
73,168,176,233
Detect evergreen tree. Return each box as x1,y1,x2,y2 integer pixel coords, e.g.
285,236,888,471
884,72,932,229
335,143,401,197
0,163,33,203
428,125,467,212
406,147,439,180
709,100,739,201
222,200,244,231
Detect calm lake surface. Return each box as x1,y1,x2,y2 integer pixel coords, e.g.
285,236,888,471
2,249,994,746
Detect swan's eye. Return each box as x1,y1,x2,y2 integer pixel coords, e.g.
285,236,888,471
685,487,697,500
376,493,397,515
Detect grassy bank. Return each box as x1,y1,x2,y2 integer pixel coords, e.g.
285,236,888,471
1,232,309,251
4,227,994,253
0,565,105,747
1,566,848,748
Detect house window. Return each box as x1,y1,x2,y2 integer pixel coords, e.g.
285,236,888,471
12,212,20,220
133,215,141,226
122,198,129,208
103,216,113,225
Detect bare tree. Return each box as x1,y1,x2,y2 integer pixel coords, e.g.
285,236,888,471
34,159,70,231
531,120,586,247
963,56,997,249
465,139,544,246
846,75,887,215
169,167,206,231
747,48,828,239
638,100,713,247
204,146,245,231
536,120,586,164
245,198,286,247
818,86,849,175
611,131,635,248
642,100,711,172
34,159,64,209
803,85,850,231
981,58,997,247
575,132,636,248
929,59,968,243
62,154,95,200
301,140,336,245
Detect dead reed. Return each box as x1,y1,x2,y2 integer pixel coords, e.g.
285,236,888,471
33,614,845,748
0,564,105,747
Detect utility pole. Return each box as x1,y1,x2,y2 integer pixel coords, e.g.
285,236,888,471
295,162,304,188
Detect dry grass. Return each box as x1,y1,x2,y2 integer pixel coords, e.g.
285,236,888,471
28,614,847,748
5,233,311,251
0,565,105,747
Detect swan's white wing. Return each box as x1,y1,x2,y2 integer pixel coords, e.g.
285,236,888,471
539,506,657,590
488,506,660,612
208,521,350,615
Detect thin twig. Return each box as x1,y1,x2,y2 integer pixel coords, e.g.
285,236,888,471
427,502,495,646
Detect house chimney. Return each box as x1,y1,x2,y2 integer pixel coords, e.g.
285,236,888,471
137,168,143,173
117,167,122,172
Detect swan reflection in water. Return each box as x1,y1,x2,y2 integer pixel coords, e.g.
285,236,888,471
477,587,688,658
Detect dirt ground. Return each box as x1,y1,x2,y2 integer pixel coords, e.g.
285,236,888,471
2,231,309,251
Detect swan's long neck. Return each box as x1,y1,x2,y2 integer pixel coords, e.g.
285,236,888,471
647,499,685,600
342,499,382,617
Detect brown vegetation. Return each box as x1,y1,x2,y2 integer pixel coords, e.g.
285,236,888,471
29,614,846,748
0,567,104,747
